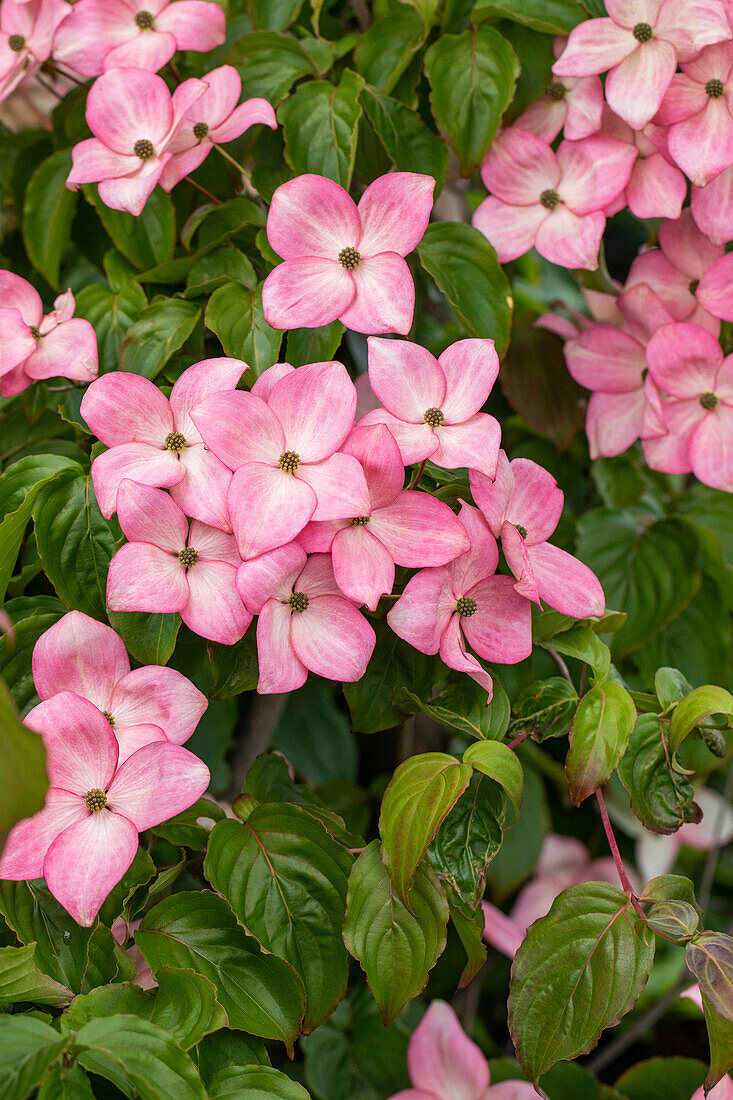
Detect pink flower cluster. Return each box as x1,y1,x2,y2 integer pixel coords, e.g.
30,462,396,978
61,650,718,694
81,341,605,701
0,611,209,925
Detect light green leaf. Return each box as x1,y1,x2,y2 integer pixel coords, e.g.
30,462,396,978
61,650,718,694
0,943,72,1007
464,739,523,815
541,624,611,683
668,685,733,753
22,149,77,288
565,682,636,805
151,968,228,1049
646,900,699,942
473,0,587,33
209,1065,312,1098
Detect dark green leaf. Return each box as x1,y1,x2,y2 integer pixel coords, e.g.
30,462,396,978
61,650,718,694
565,681,636,805
74,282,148,374
285,322,345,368
510,677,578,741
208,625,259,698
344,618,436,733
542,624,611,683
22,150,77,289
183,197,266,254
0,684,48,852
227,31,328,104
206,281,281,376
617,714,701,835
150,796,225,849
37,1064,95,1100
209,1065,312,1099
702,992,733,1094
426,773,505,910
393,678,510,742
120,299,201,379
615,1058,706,1100
107,610,181,666
354,9,426,94
273,677,356,784
185,247,256,297
361,86,448,191
473,0,586,33
62,983,153,1033
86,187,175,270
151,968,227,1049
280,70,363,188
0,1015,68,1100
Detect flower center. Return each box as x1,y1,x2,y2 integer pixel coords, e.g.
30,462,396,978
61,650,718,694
338,246,361,270
455,596,477,617
705,78,725,98
515,524,528,539
84,788,107,812
641,367,648,381
632,22,653,42
30,326,41,339
134,138,155,160
700,391,719,410
351,516,370,526
165,431,187,453
178,546,199,568
547,81,567,101
193,121,209,140
289,591,309,613
102,710,115,727
135,10,155,28
540,188,561,210
8,34,25,52
689,279,700,295
423,407,444,427
278,450,301,473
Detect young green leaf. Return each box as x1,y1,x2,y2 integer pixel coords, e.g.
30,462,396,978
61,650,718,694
464,739,523,815
617,714,701,834
668,685,733,753
565,682,636,804
646,900,700,942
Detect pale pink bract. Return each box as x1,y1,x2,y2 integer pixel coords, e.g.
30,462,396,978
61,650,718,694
0,0,69,105
600,108,686,221
515,37,603,142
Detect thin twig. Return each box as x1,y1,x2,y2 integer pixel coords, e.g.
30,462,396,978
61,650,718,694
596,788,646,917
508,730,529,751
44,62,87,88
547,648,573,684
352,0,371,29
184,176,221,205
410,458,427,490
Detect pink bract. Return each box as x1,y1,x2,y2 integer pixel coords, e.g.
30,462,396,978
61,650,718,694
106,480,252,645
298,423,470,611
32,610,207,764
473,128,636,269
691,165,733,244
81,357,247,527
0,0,69,104
360,336,501,476
471,451,606,620
261,171,435,335
0,273,98,397
387,503,532,700
552,0,731,131
0,692,209,925
53,0,225,78
159,65,276,190
66,67,208,215
600,108,686,220
191,360,370,559
515,37,603,142
236,548,376,694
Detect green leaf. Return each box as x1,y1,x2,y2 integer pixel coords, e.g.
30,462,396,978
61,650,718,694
565,681,636,805
354,8,426,93
73,282,148,374
0,1015,68,1100
107,610,181,666
205,804,352,1032
22,149,77,288
668,685,733,754
62,983,153,1033
343,618,435,733
120,299,201,379
617,714,701,835
273,677,356,784
208,625,259,698
425,24,518,174
209,1065,312,1099
654,667,695,712
464,739,523,814
416,222,513,355
541,624,611,683
0,605,64,709
702,992,733,1094
615,1058,706,1100
500,322,587,449
151,968,227,1049
576,514,701,657
247,0,305,30
38,1064,95,1100
285,322,345,368
0,684,48,852
639,874,698,907
510,677,578,741
379,751,472,903
150,796,225,849
473,0,586,33
646,900,699,942
280,69,364,188
450,895,487,988
687,933,733,1022
508,882,655,1083
33,471,117,621
426,773,505,911
361,86,448,191
0,943,71,1006
86,187,175,269
206,281,281,377
227,31,328,104
183,198,266,254
185,247,256,297
343,841,449,1024
72,1015,205,1100
136,891,305,1049
394,678,510,742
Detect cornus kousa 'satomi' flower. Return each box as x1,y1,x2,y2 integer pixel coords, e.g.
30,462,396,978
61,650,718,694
388,503,532,699
53,0,225,78
691,164,733,244
657,41,733,187
471,452,606,620
191,360,370,559
67,67,207,216
31,610,207,765
360,337,501,476
600,108,686,221
0,0,69,103
81,357,247,528
552,0,731,131
106,480,251,644
643,323,733,491
389,999,536,1100
0,692,209,925
261,172,435,335
0,273,98,397
515,37,604,142
472,128,636,269
298,424,470,611
236,546,376,695
159,65,276,190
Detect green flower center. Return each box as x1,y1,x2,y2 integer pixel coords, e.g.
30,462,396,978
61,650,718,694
548,82,567,101
134,138,155,160
351,516,370,526
515,524,528,539
289,591,309,613
700,391,719,410
632,22,653,43
456,596,477,617
278,450,300,473
705,78,725,98
84,788,107,812
30,326,41,339
423,407,444,427
8,34,25,52
193,121,209,140
165,431,187,454
540,189,561,210
178,546,199,568
102,710,115,727
135,10,155,28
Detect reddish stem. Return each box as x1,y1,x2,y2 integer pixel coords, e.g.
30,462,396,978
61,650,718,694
508,730,529,750
184,176,221,205
411,458,427,489
596,788,645,917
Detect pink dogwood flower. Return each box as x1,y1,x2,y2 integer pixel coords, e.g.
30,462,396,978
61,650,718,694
0,692,209,925
657,41,733,187
298,424,470,611
191,360,370,560
389,1000,536,1100
472,128,636,269
159,65,276,190
53,0,225,78
688,250,733,324
360,337,501,476
0,0,69,104
31,610,207,764
552,0,731,131
0,274,98,398
67,67,207,216
471,451,606,620
515,37,603,142
236,546,376,695
261,172,435,335
691,164,733,245
600,108,686,220
388,503,532,699
106,480,251,645
81,357,247,528
643,323,733,491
